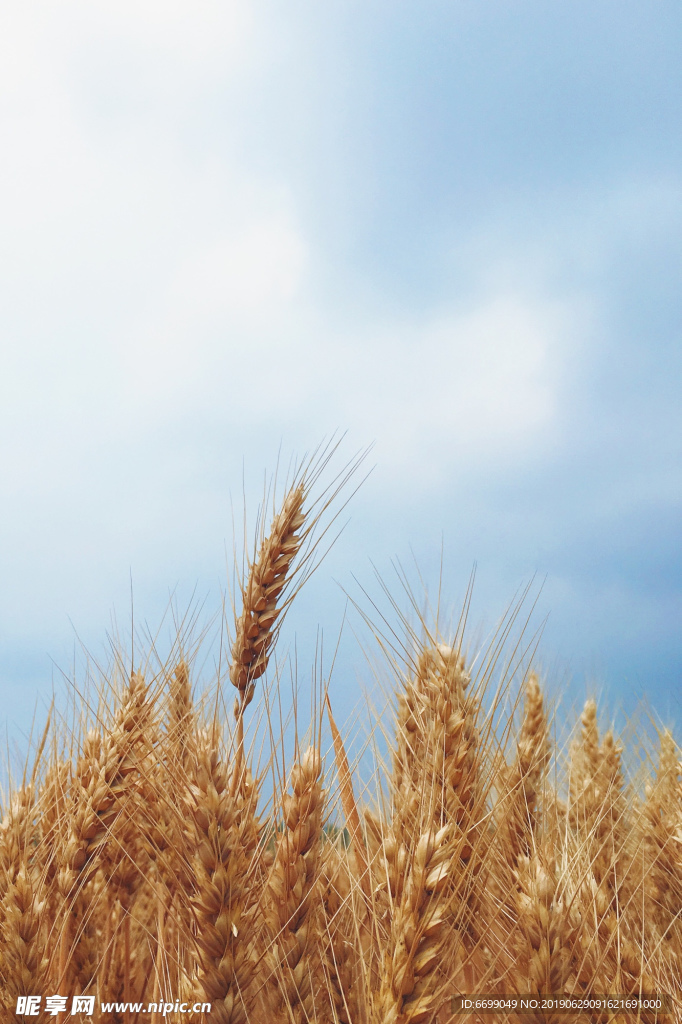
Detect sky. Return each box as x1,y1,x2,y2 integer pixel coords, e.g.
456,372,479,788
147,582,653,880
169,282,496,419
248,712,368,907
1,0,680,762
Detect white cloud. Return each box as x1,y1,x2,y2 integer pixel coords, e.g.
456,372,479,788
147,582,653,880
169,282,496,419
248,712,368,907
177,214,308,314
0,0,601,628
0,0,258,91
66,0,254,60
0,0,588,489
305,291,576,481
116,209,309,406
0,0,304,449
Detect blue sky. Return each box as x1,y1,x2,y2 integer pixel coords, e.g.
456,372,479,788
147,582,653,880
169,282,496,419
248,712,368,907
1,1,680,756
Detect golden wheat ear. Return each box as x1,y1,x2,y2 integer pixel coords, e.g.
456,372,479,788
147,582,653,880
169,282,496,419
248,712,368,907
503,672,551,863
228,441,370,742
642,729,682,962
262,745,326,1024
0,782,49,1013
183,723,262,1024
511,851,580,1018
485,673,552,997
167,659,195,773
318,838,358,1024
230,482,306,711
566,700,648,998
369,643,485,1024
326,694,370,903
54,671,153,1006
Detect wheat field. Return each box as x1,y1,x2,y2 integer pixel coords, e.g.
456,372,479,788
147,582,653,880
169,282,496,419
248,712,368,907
1,455,680,1023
